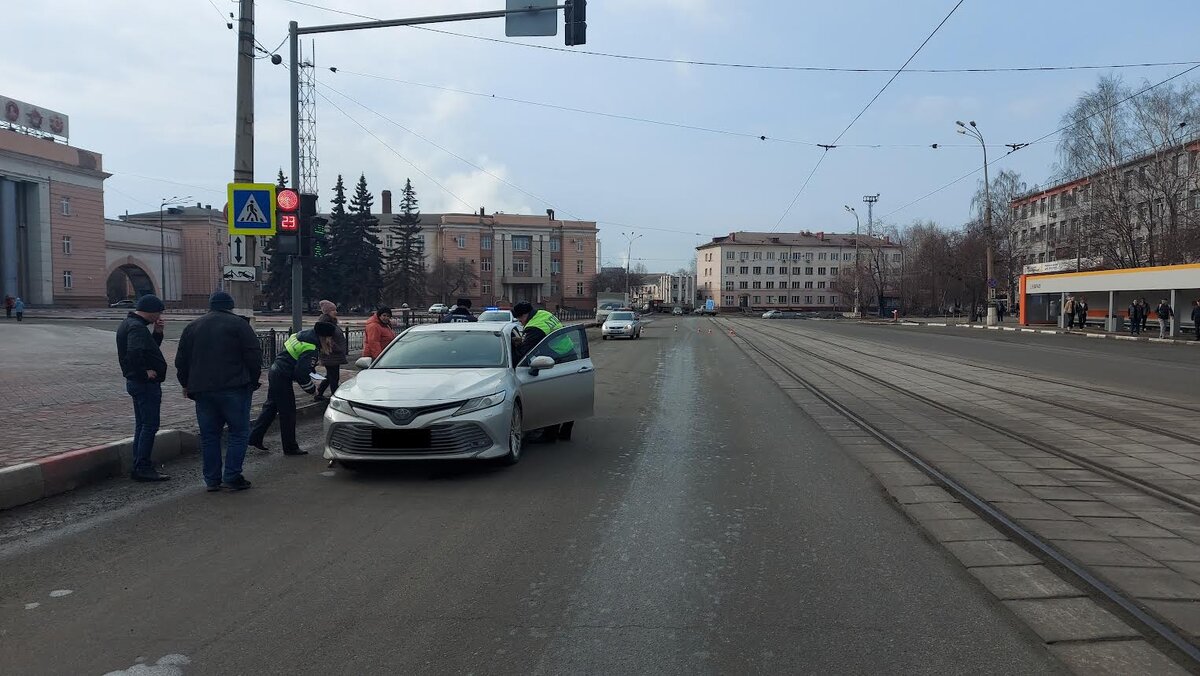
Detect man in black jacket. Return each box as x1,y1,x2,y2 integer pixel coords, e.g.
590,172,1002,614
249,321,335,457
116,294,170,482
1192,300,1200,341
176,291,263,491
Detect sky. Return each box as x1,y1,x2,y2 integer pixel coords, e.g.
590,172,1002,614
5,0,1200,272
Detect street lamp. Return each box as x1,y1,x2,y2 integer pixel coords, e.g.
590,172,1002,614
159,195,190,302
621,231,643,303
844,205,861,317
956,120,997,326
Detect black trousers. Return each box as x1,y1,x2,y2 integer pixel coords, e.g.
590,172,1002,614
316,364,340,396
250,369,299,450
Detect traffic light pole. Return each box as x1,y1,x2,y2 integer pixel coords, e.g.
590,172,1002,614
286,4,579,333
231,0,258,317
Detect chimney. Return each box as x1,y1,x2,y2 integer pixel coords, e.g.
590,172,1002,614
817,231,824,241
479,207,486,217
196,202,202,209
381,190,392,214
729,232,736,242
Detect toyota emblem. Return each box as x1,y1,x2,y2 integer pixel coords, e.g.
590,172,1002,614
392,408,413,423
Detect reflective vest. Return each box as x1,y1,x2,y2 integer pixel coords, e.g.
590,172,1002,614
525,310,573,357
284,333,317,361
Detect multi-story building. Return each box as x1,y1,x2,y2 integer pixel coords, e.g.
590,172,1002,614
634,272,696,309
696,231,902,312
118,204,230,308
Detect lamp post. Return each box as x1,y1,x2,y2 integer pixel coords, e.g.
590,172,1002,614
957,120,996,326
844,205,861,317
621,231,643,303
158,195,190,301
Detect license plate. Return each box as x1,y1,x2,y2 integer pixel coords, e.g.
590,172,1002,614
371,428,432,448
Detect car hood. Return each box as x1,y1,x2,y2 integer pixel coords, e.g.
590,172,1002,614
337,368,510,405
604,321,633,327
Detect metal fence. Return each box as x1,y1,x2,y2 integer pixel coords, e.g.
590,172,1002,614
255,312,444,367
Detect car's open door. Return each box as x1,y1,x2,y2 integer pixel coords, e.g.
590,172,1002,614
515,325,595,430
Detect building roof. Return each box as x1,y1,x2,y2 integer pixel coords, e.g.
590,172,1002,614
696,231,893,249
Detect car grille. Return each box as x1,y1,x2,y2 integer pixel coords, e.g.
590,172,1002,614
328,422,493,455
349,400,463,425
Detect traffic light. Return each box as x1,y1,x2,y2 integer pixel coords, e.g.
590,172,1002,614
274,188,300,255
299,193,326,258
564,0,586,46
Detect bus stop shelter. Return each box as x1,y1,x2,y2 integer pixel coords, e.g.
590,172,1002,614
1019,263,1200,335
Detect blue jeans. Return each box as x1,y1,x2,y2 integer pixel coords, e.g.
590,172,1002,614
195,387,253,486
125,379,162,474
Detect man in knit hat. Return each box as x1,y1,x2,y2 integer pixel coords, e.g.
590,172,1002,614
176,291,263,491
116,294,170,482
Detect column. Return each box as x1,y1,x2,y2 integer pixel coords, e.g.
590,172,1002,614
0,179,18,298
1059,293,1067,329
1107,290,1116,332
1170,289,1179,338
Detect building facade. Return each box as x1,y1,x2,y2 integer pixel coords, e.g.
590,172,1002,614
0,126,108,307
634,272,696,308
696,231,902,312
118,204,229,308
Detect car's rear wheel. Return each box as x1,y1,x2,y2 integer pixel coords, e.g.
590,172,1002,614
499,403,523,466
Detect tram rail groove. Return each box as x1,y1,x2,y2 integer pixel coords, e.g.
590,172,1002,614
740,320,1200,516
720,319,1200,668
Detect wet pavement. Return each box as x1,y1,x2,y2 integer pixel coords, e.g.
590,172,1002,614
0,317,1065,674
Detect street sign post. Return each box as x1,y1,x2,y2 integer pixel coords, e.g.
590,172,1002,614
227,183,277,235
222,265,257,282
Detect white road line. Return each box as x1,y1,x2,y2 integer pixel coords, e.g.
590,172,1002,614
1039,330,1057,335
928,322,947,327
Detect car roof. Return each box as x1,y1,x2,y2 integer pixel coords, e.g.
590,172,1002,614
405,323,509,334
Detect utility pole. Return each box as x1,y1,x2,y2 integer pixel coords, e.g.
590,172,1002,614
289,20,303,334
232,0,259,317
957,120,997,326
843,205,860,317
863,194,879,316
621,232,642,303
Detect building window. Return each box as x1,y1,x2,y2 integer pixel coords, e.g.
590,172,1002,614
752,281,762,289
753,266,762,275
482,281,491,295
892,253,901,263
60,197,71,216
550,238,561,252
481,235,493,250
752,251,762,260
740,266,749,274
818,267,826,275
739,281,748,289
726,251,735,260
766,281,775,289
818,252,827,260
843,253,852,260
62,235,72,255
792,296,801,304
575,240,584,253
452,234,465,249
551,259,561,274
576,259,584,274
753,296,761,304
818,295,826,304
792,281,802,289
805,281,814,289
830,266,838,275
576,281,585,296
739,251,749,260
830,295,839,306
805,295,813,303
724,295,734,305
792,267,802,275
512,235,531,251
767,296,775,304
766,266,774,274
513,260,529,273
725,281,733,290
550,282,559,295
63,270,73,289
481,257,493,272
726,266,735,274
766,251,775,260
817,281,826,289
780,268,788,276
805,267,814,275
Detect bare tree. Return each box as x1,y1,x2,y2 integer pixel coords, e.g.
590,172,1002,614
427,257,479,304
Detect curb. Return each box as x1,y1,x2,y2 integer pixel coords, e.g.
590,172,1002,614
0,399,329,511
889,321,1200,346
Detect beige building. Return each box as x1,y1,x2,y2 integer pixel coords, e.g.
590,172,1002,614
118,204,229,308
634,272,696,308
696,231,901,312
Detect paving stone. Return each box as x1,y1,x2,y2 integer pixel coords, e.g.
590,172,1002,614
1047,500,1132,518
1081,517,1176,539
874,470,936,488
1025,485,1096,501
1093,566,1200,599
920,518,1005,543
1044,468,1107,483
887,485,956,504
945,540,1040,567
1047,640,1189,676
1020,519,1114,542
1119,537,1200,562
1144,599,1200,635
1050,540,1159,567
900,501,975,521
1002,598,1138,642
991,501,1072,520
1102,494,1188,512
967,565,1081,600
1164,561,1200,585
1024,457,1082,470
998,471,1067,487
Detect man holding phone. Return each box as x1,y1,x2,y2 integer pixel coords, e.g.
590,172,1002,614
116,294,171,482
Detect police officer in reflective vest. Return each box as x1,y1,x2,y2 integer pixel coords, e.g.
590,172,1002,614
442,297,478,323
249,321,336,455
511,302,576,440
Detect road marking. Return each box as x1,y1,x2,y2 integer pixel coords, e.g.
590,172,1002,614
1039,330,1057,334
987,326,1001,330
1020,329,1035,333
49,589,72,598
1002,327,1016,331
929,322,947,326
24,602,39,610
1086,333,1106,338
320,470,335,477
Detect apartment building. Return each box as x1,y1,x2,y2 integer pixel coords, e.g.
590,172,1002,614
696,231,901,312
634,272,696,308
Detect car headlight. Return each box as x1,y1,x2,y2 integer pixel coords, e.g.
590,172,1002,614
454,391,506,416
328,397,356,415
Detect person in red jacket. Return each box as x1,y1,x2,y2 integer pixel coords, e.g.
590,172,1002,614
363,306,397,359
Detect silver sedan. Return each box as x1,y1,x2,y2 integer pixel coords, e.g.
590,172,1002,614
323,322,594,466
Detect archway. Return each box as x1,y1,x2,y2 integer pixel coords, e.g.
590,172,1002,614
106,264,156,304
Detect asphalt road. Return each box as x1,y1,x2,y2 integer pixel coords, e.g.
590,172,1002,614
0,317,1061,674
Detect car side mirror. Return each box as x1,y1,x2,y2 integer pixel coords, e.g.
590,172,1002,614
528,355,555,376
355,357,373,369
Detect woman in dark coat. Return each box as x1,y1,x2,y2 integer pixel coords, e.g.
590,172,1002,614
314,299,347,401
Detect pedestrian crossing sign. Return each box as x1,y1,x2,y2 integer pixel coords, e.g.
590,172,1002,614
227,183,277,235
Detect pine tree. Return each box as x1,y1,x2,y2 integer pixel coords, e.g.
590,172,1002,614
384,178,426,306
261,169,292,307
333,174,383,309
319,174,351,304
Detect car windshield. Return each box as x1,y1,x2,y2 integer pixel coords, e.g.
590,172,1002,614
373,331,506,369
609,312,635,321
478,311,512,322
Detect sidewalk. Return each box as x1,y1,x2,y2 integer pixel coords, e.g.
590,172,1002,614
883,319,1200,346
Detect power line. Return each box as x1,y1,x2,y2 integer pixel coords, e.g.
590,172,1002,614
881,61,1200,220
204,0,229,23
315,90,477,212
108,170,224,197
272,0,1199,75
773,0,964,230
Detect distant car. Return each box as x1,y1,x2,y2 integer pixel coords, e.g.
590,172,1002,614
762,310,783,319
602,311,642,340
596,302,624,323
672,307,683,316
326,322,594,466
477,309,514,323
110,299,135,308
428,303,449,314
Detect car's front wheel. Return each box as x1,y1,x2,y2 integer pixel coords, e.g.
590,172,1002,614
499,403,523,466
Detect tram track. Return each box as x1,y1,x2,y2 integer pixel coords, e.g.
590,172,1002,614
719,318,1200,667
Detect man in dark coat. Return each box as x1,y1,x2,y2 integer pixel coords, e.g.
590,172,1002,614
443,297,478,323
176,291,263,491
116,294,170,482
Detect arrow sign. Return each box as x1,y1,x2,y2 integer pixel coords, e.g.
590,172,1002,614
229,235,246,264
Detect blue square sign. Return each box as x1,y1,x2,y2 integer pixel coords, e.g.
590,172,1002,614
227,183,277,235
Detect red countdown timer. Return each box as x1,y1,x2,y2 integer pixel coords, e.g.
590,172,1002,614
276,188,300,212
280,214,299,232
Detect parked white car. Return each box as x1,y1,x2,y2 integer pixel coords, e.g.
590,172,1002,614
428,303,448,314
324,323,594,467
602,311,642,340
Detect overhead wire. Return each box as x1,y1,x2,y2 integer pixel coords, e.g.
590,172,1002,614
273,0,1198,75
